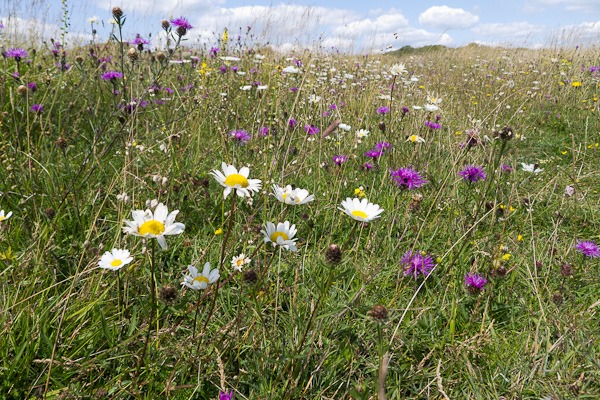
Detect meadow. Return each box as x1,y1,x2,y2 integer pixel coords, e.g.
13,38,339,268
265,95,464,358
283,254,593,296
1,9,599,399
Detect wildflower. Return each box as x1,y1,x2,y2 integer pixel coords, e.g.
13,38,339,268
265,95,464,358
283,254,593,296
308,94,321,103
5,48,28,62
406,135,425,143
332,155,348,166
304,124,320,135
375,141,391,151
87,16,100,24
261,221,298,252
401,250,435,279
424,104,439,112
338,123,351,131
464,273,488,294
210,162,262,199
389,167,428,190
181,262,220,290
170,17,193,36
390,63,407,76
402,106,410,114
362,162,374,171
571,81,582,87
272,184,315,205
282,65,300,73
364,149,384,159
0,210,13,222
424,120,441,129
258,126,269,136
459,165,487,183
574,240,600,258
214,228,223,235
122,203,185,250
131,34,149,47
30,104,43,113
229,129,251,144
354,186,365,198
355,129,370,138
338,197,384,222
98,248,133,271
101,71,124,80
376,106,390,115
500,164,513,173
231,253,251,272
521,163,543,173
288,118,297,128
219,391,234,400
325,244,342,264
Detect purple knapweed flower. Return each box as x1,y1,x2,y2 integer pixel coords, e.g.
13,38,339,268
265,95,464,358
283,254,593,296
5,48,28,62
425,120,441,130
294,59,303,67
101,71,124,80
500,164,513,173
289,87,299,92
28,82,37,92
365,149,384,159
464,273,488,294
362,162,374,171
219,391,233,400
401,250,435,279
132,34,149,48
170,17,193,35
231,65,239,73
375,141,392,151
390,167,428,190
258,126,269,136
332,155,348,166
30,104,43,113
329,103,337,110
304,124,320,135
459,165,487,183
230,129,251,144
377,106,390,115
219,65,227,73
574,240,600,258
401,106,410,114
288,118,297,128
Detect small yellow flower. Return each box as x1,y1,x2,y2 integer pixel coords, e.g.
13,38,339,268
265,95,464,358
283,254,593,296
517,234,524,242
354,187,365,198
501,253,511,261
571,81,582,87
214,228,223,235
561,150,568,155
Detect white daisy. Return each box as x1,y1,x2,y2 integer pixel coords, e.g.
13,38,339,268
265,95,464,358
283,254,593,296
261,221,298,252
0,210,13,222
355,129,370,138
98,248,133,271
338,198,384,222
181,262,220,290
390,63,407,76
521,163,543,173
282,66,300,74
272,184,315,205
210,162,262,199
406,135,426,143
231,253,251,272
122,203,185,250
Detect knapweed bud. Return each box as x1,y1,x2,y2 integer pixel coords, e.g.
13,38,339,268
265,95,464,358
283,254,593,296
243,269,258,284
369,305,388,321
494,126,514,141
156,52,166,62
378,121,386,132
161,20,170,30
158,285,178,304
112,7,123,19
17,85,28,95
325,244,342,264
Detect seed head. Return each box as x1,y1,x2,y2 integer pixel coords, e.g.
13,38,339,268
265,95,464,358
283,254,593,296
127,48,138,61
369,304,388,321
156,52,166,62
243,269,258,284
17,85,28,95
158,285,178,304
111,7,123,20
161,20,170,30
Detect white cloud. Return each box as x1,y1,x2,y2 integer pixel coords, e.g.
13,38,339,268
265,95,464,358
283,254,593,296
472,22,545,37
97,0,224,15
524,0,600,13
419,6,479,30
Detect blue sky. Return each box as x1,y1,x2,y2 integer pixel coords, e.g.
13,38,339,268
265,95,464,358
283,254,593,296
2,0,600,52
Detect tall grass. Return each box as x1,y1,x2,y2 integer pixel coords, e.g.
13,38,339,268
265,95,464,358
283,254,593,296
0,8,599,400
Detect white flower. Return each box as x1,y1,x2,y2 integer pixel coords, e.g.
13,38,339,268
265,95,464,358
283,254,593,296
282,66,300,73
256,85,268,90
339,198,384,222
261,221,298,252
87,16,100,24
98,248,133,271
210,162,262,199
220,56,241,62
355,129,370,138
272,184,315,205
0,210,13,222
338,123,351,132
116,192,130,203
254,54,265,60
426,94,442,105
240,85,252,91
424,104,439,112
181,262,220,290
390,63,407,76
231,253,251,272
406,135,426,143
521,163,543,173
122,203,185,250
308,94,322,103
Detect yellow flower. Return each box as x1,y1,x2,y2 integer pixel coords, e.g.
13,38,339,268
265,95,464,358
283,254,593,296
214,228,223,235
571,81,582,87
517,234,523,242
501,253,511,261
354,187,365,198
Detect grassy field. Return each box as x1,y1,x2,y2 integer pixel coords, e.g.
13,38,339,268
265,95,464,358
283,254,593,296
1,10,599,399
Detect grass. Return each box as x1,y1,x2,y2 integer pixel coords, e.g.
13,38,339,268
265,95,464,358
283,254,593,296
0,11,599,400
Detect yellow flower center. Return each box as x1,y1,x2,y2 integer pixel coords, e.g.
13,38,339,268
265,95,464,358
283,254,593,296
110,259,123,267
138,220,165,236
193,276,209,284
236,259,244,266
270,231,289,242
282,193,288,201
351,210,368,219
0,216,5,221
224,173,249,188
